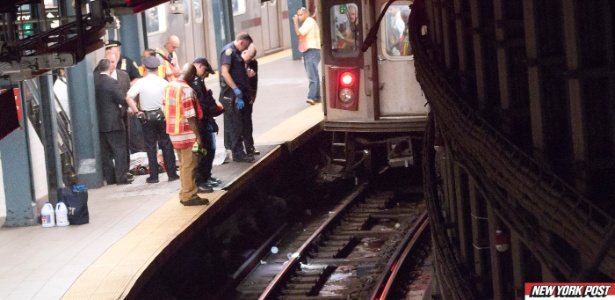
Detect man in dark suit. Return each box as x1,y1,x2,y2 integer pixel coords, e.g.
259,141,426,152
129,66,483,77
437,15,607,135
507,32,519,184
94,58,140,185
105,52,146,155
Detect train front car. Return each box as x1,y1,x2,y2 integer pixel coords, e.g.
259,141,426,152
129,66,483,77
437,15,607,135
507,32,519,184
319,0,427,173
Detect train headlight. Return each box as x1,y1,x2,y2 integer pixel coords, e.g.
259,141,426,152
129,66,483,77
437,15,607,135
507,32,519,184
339,88,354,103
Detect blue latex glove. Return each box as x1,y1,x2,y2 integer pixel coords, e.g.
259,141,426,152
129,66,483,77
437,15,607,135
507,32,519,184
236,98,245,110
232,87,242,98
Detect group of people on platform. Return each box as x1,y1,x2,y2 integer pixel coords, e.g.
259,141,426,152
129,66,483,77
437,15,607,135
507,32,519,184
92,33,260,206
55,5,320,207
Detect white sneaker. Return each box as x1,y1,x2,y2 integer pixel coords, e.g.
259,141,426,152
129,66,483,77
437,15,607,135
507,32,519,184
223,149,232,164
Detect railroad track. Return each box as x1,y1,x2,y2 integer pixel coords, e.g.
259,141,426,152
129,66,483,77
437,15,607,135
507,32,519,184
220,174,429,300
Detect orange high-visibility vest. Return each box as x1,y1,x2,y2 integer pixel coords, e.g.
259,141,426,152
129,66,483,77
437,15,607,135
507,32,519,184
156,48,177,82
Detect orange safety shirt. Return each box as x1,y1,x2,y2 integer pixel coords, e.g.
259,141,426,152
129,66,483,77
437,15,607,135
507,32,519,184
164,80,197,149
156,48,178,82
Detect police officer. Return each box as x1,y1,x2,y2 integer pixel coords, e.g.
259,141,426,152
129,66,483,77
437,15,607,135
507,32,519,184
191,57,223,193
126,56,179,184
104,40,142,84
219,32,254,163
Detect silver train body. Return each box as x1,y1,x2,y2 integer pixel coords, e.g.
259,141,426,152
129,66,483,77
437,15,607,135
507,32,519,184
124,0,291,71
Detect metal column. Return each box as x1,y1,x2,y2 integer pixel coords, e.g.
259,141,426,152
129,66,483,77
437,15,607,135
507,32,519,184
66,56,103,188
0,85,37,227
288,0,306,60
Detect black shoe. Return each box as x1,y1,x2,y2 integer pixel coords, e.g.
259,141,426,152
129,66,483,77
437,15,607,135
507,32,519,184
117,179,133,185
247,148,260,156
206,178,220,187
168,174,180,182
180,197,209,206
234,155,255,163
126,173,134,180
146,177,159,183
209,177,222,184
198,184,214,193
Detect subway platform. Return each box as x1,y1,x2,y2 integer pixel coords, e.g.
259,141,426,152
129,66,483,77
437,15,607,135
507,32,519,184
0,49,324,300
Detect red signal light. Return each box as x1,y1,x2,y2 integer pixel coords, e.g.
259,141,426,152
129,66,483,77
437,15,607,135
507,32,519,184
340,72,354,86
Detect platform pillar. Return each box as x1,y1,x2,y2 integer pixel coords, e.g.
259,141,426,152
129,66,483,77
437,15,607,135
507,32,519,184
212,0,235,57
0,85,37,227
66,55,103,188
288,0,305,60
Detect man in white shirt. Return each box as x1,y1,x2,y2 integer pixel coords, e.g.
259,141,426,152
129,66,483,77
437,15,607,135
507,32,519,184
126,56,179,183
53,68,69,117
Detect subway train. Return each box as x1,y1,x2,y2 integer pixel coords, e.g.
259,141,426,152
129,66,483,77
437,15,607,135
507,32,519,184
131,0,291,73
141,0,428,174
315,0,428,173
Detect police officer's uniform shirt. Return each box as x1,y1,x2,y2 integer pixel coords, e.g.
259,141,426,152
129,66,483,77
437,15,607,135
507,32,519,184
219,43,250,92
127,74,169,111
118,56,142,81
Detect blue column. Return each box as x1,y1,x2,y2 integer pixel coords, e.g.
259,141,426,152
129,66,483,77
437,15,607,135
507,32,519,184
288,0,306,60
66,56,103,188
0,85,37,227
119,14,142,63
212,0,235,57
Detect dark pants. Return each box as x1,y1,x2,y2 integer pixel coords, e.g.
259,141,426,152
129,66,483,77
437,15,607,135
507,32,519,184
220,95,246,158
100,130,129,184
241,102,254,152
129,115,147,153
141,116,177,180
196,121,215,184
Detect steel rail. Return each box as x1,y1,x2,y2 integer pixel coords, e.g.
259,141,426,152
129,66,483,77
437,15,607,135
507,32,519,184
371,212,429,300
258,183,369,300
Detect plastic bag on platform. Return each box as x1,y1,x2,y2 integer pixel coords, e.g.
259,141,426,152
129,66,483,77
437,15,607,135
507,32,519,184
57,185,89,225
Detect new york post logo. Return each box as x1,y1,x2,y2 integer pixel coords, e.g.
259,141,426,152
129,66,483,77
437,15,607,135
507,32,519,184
525,283,615,299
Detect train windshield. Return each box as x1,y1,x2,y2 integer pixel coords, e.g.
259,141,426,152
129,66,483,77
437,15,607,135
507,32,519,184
330,3,361,58
381,4,412,59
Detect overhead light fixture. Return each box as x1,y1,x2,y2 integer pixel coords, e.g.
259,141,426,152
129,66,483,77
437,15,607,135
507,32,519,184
169,0,184,14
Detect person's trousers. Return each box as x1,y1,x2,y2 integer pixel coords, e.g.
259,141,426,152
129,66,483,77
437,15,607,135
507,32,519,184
241,103,254,152
129,115,146,153
220,96,246,158
302,49,321,101
196,121,215,184
175,147,198,201
142,118,177,180
100,130,129,184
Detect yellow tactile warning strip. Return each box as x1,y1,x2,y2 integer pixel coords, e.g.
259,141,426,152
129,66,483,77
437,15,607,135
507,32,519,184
62,99,323,300
61,191,224,300
255,103,324,151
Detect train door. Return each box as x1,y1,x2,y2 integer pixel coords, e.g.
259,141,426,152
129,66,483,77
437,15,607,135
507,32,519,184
184,0,206,60
376,1,427,118
260,0,281,52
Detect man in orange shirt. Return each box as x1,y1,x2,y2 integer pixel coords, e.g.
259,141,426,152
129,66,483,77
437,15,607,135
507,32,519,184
164,63,208,206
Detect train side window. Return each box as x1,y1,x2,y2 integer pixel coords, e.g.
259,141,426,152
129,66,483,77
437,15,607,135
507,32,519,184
193,0,203,23
381,4,412,59
183,1,190,24
232,0,247,16
145,5,167,35
330,3,361,58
